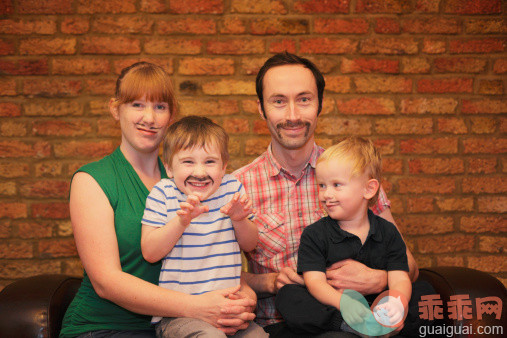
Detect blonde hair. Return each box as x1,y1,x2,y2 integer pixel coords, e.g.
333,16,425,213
317,137,382,206
163,116,229,168
115,62,177,115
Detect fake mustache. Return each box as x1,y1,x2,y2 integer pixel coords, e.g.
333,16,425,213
184,175,214,185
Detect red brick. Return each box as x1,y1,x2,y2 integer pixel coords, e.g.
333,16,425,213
24,100,83,117
241,58,266,76
88,100,109,116
406,197,434,213
467,158,497,174
418,234,474,254
422,39,446,54
336,98,395,115
463,137,506,154
18,220,53,238
0,38,15,55
382,158,402,174
0,0,14,14
92,16,154,34
20,38,76,55
97,118,121,137
436,256,464,267
179,100,239,116
76,0,136,13
375,118,432,135
0,103,21,117
401,18,460,34
61,17,90,34
325,76,351,93
253,120,270,135
462,99,506,114
493,59,507,74
0,202,27,218
394,216,454,235
478,80,503,95
0,59,48,75
113,58,173,74
468,256,505,274
464,19,507,34
360,38,418,54
82,37,140,54
400,137,458,154
449,39,504,54
23,79,82,97
374,18,400,34
401,57,431,74
169,0,223,13
409,158,464,174
158,18,216,35
39,239,77,258
140,0,166,13
219,17,247,34
54,141,115,158
0,140,50,158
401,98,457,115
417,78,473,93
0,242,33,259
479,236,507,254
462,177,506,194
32,202,69,219
0,260,61,279
315,18,368,34
251,18,308,35
0,19,57,34
242,100,258,114
437,118,467,134
374,139,395,155
33,120,93,137
202,80,255,95
53,58,110,75
295,0,350,13
443,0,501,14
355,77,412,93
436,197,474,212
17,0,73,14
207,39,264,55
231,0,287,14
0,121,26,137
179,57,234,76
145,38,203,55
308,58,337,74
223,118,249,134
0,181,16,195
341,58,399,73
245,138,271,156
460,216,507,233
317,117,372,136
415,0,440,13
478,196,506,213
356,0,410,13
35,161,64,177
0,163,29,178
0,79,17,96
300,38,357,54
470,117,497,134
434,58,487,73
84,79,116,95
20,180,70,198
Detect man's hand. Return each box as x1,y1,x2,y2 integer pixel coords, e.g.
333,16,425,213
274,267,304,293
176,194,209,226
220,192,254,221
326,259,387,295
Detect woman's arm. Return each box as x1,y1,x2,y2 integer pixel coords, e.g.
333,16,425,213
71,172,254,330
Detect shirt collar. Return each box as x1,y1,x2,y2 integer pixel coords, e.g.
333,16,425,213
265,143,320,177
329,210,383,243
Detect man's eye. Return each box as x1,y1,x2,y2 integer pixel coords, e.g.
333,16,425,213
300,97,310,103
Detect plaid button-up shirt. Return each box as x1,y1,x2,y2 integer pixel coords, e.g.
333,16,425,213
234,143,390,326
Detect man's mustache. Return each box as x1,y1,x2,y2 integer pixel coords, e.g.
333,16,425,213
277,120,310,129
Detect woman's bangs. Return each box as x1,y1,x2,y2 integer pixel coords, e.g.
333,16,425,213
118,69,173,104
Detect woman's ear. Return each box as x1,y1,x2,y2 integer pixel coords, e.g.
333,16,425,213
109,98,120,121
364,179,380,200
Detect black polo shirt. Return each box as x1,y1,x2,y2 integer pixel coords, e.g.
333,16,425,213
298,209,408,275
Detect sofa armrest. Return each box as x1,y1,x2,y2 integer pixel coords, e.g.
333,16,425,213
418,267,506,336
0,274,82,338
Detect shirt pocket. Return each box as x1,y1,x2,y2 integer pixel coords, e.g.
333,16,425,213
254,212,286,259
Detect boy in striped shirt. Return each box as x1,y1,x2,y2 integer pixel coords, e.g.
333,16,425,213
141,116,266,337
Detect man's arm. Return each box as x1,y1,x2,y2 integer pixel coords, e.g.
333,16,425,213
243,267,304,298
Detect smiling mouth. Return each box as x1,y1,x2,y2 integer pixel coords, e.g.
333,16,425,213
185,176,213,189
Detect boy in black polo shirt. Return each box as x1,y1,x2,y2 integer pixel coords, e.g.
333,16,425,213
276,137,411,337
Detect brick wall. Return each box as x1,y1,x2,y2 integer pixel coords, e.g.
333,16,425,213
0,0,505,289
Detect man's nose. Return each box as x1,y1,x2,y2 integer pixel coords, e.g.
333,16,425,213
286,100,300,120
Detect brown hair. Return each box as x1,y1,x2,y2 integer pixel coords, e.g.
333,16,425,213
115,62,177,115
163,116,229,168
317,137,382,206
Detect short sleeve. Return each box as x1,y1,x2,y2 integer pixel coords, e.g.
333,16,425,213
385,224,409,272
141,181,173,228
297,224,328,274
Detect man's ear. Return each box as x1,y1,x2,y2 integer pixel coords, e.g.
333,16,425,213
364,179,380,200
257,100,266,120
109,98,120,121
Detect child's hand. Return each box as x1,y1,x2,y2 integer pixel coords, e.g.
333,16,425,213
177,194,209,226
374,296,405,327
220,192,254,221
342,298,369,325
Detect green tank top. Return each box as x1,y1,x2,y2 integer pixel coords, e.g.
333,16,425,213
60,148,167,337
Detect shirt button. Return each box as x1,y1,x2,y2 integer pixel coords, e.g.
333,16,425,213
298,212,302,217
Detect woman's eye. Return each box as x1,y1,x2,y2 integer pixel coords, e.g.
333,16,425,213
132,102,143,108
155,104,168,110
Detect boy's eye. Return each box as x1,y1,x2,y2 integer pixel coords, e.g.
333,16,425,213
318,183,325,188
333,183,342,187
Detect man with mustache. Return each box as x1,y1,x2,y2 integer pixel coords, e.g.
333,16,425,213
233,53,420,337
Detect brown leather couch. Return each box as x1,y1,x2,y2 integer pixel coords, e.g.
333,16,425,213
0,267,505,337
